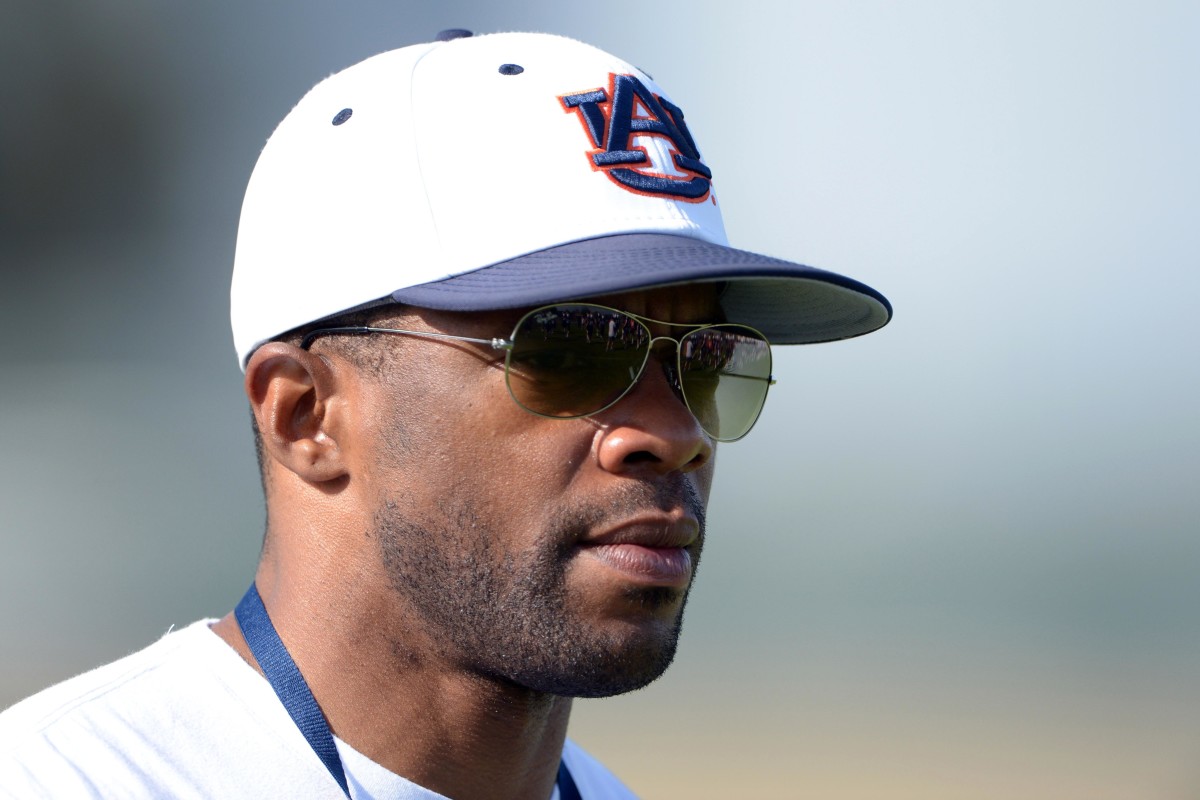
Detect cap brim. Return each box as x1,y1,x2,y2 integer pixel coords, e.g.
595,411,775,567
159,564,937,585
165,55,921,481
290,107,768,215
392,233,891,344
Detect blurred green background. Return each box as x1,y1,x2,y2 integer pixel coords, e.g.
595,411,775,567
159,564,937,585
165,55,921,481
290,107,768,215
2,2,1197,797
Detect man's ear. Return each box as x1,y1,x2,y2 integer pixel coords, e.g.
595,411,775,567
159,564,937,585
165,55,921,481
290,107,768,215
245,342,348,484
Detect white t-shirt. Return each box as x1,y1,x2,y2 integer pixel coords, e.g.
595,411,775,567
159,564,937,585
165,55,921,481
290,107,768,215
0,621,637,799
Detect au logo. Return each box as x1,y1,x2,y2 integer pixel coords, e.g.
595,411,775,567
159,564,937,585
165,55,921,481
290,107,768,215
560,74,712,202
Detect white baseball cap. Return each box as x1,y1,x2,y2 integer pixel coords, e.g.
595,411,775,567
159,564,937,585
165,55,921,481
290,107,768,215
230,30,891,368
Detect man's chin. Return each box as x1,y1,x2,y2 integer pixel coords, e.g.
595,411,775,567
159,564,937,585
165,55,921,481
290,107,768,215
509,617,685,699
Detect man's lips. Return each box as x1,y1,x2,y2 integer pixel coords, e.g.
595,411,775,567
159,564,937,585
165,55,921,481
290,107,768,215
576,517,699,588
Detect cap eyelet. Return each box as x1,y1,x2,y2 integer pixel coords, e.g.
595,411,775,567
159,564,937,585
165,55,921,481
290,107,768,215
498,64,524,76
332,108,353,126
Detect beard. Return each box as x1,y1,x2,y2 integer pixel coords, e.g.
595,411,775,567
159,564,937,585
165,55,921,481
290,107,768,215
373,480,705,698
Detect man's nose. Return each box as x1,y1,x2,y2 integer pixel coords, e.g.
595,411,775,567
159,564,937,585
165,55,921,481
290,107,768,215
593,348,713,476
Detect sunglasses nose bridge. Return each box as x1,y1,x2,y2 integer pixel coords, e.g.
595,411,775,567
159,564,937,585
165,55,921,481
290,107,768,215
646,334,682,352
645,335,686,399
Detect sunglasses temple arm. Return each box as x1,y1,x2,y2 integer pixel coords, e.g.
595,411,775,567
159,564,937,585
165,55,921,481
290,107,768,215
399,331,512,351
300,326,513,353
723,373,777,385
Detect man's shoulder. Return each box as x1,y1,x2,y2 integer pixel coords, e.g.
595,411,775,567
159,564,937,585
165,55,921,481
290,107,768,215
0,623,641,799
0,620,219,743
0,619,333,798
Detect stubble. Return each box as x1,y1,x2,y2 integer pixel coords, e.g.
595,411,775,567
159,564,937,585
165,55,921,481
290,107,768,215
373,481,706,698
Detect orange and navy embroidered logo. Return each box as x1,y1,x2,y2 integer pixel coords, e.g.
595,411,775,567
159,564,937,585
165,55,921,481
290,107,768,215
560,74,712,202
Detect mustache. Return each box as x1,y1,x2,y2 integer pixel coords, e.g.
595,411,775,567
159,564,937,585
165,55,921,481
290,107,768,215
545,478,707,544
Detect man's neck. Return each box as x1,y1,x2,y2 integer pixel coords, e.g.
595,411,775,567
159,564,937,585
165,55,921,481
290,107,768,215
210,577,573,800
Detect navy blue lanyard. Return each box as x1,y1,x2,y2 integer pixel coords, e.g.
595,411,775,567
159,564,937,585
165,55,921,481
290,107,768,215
235,583,582,800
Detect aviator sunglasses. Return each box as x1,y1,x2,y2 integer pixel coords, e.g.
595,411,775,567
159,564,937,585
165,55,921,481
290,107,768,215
300,303,775,442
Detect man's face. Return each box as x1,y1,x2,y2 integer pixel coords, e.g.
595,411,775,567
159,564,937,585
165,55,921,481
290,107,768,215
343,285,719,697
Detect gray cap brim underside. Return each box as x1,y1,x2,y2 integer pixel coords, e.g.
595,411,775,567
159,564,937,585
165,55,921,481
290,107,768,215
392,233,892,344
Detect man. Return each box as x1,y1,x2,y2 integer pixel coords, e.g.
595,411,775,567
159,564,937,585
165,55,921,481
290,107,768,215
0,30,889,799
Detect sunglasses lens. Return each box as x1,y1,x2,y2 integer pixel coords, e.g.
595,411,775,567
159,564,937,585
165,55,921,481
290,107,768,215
679,326,772,441
505,305,772,442
506,305,650,418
